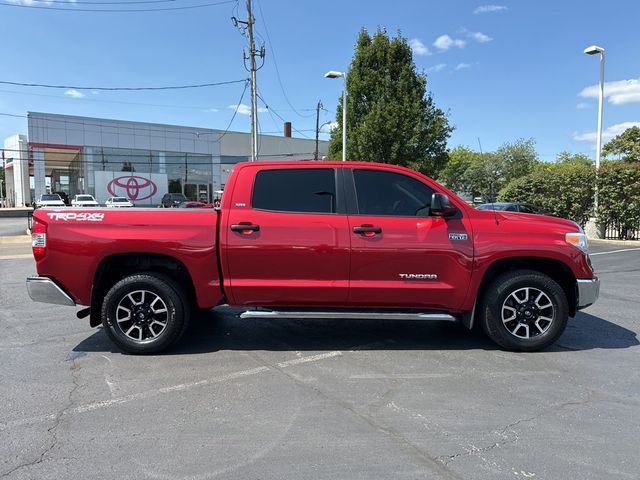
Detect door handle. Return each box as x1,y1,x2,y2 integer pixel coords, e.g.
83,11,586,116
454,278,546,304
353,225,382,236
231,223,260,233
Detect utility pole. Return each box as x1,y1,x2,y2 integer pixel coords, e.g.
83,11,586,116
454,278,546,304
246,0,258,162
314,100,323,160
233,1,264,162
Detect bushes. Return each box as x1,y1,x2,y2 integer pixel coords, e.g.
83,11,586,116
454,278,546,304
499,163,595,226
597,161,640,239
498,160,640,238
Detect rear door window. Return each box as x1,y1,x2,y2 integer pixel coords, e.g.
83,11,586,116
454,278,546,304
252,168,337,214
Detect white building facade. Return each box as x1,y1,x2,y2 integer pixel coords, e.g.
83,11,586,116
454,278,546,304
2,112,328,206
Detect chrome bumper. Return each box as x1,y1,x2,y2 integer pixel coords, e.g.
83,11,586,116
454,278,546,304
577,277,600,309
26,276,75,306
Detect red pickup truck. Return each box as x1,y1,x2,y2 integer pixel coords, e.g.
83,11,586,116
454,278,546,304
27,161,599,354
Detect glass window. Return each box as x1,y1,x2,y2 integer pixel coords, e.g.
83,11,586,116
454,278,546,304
518,204,537,214
252,169,336,214
353,169,435,216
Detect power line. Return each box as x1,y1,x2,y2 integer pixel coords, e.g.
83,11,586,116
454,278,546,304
214,80,249,141
256,91,309,138
0,0,236,12
0,78,246,91
254,0,314,119
0,88,219,111
20,0,177,4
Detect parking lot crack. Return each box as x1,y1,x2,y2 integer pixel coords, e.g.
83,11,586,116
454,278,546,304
0,359,82,479
436,398,594,467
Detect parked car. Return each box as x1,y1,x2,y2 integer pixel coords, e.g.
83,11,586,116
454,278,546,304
35,193,66,209
179,201,214,209
160,193,187,208
105,197,134,208
476,202,550,215
52,191,70,206
27,161,599,354
71,194,99,208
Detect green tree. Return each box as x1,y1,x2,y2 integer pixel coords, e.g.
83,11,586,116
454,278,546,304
555,151,593,166
603,126,640,162
494,138,539,182
438,146,478,193
327,28,453,177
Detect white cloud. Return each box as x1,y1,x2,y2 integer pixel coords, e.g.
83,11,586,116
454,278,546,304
208,108,219,112
579,78,640,105
427,63,447,73
230,103,267,116
576,102,590,109
573,121,640,143
468,31,492,43
64,89,85,99
474,4,508,14
409,38,431,56
455,63,472,71
433,35,466,51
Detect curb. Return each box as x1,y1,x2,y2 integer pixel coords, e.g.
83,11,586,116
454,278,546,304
0,235,31,245
589,238,640,246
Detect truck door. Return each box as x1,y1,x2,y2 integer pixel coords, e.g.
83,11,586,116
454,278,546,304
223,166,350,306
346,168,473,310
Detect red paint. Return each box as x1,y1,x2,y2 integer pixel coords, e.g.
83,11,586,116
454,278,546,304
32,161,595,314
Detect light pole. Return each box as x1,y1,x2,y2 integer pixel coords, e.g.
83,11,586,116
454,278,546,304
324,70,347,161
584,44,605,213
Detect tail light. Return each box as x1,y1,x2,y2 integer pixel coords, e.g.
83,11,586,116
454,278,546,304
31,217,47,261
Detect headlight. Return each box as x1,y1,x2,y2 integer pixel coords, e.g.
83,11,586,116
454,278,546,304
566,225,588,254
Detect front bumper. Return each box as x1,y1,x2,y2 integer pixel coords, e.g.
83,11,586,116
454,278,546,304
577,277,600,309
26,276,75,306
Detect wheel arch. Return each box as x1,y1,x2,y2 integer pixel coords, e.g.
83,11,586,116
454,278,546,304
469,256,577,329
90,252,197,327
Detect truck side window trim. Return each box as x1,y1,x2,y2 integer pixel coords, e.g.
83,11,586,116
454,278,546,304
250,167,342,215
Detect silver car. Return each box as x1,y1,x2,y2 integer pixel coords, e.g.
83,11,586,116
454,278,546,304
105,196,134,208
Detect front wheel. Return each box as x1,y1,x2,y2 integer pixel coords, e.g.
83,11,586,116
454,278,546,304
479,270,568,352
101,273,190,354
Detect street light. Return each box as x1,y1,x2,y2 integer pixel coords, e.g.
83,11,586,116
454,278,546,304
584,44,605,213
324,70,347,161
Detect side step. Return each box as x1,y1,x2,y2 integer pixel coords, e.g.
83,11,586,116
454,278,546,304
239,309,458,322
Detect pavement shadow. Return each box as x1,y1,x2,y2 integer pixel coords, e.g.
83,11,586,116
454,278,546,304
72,308,638,355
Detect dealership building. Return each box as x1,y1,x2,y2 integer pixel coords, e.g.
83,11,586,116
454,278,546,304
2,112,328,207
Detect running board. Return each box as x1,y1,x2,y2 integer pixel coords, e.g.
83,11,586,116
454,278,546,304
239,310,458,322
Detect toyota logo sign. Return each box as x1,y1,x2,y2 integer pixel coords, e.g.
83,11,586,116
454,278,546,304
107,175,158,201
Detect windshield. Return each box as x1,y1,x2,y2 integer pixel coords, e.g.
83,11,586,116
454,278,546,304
112,197,128,202
41,194,61,201
77,195,95,201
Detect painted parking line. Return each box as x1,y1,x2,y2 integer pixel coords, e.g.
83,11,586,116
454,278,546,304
0,350,343,431
590,247,640,256
0,254,33,260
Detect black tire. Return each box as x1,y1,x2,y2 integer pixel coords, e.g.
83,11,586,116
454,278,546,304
101,273,191,354
479,269,568,352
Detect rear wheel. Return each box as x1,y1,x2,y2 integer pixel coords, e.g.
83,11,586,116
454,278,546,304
101,273,190,354
479,270,568,351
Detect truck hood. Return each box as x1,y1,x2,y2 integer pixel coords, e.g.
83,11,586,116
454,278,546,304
472,209,580,232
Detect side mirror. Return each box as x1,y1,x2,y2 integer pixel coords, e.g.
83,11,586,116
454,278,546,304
431,193,457,217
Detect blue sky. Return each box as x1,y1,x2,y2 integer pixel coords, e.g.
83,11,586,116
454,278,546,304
0,0,638,161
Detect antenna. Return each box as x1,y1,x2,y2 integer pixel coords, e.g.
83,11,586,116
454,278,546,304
478,137,499,225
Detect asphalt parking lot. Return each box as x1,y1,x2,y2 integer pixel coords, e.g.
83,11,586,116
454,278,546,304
0,239,639,479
